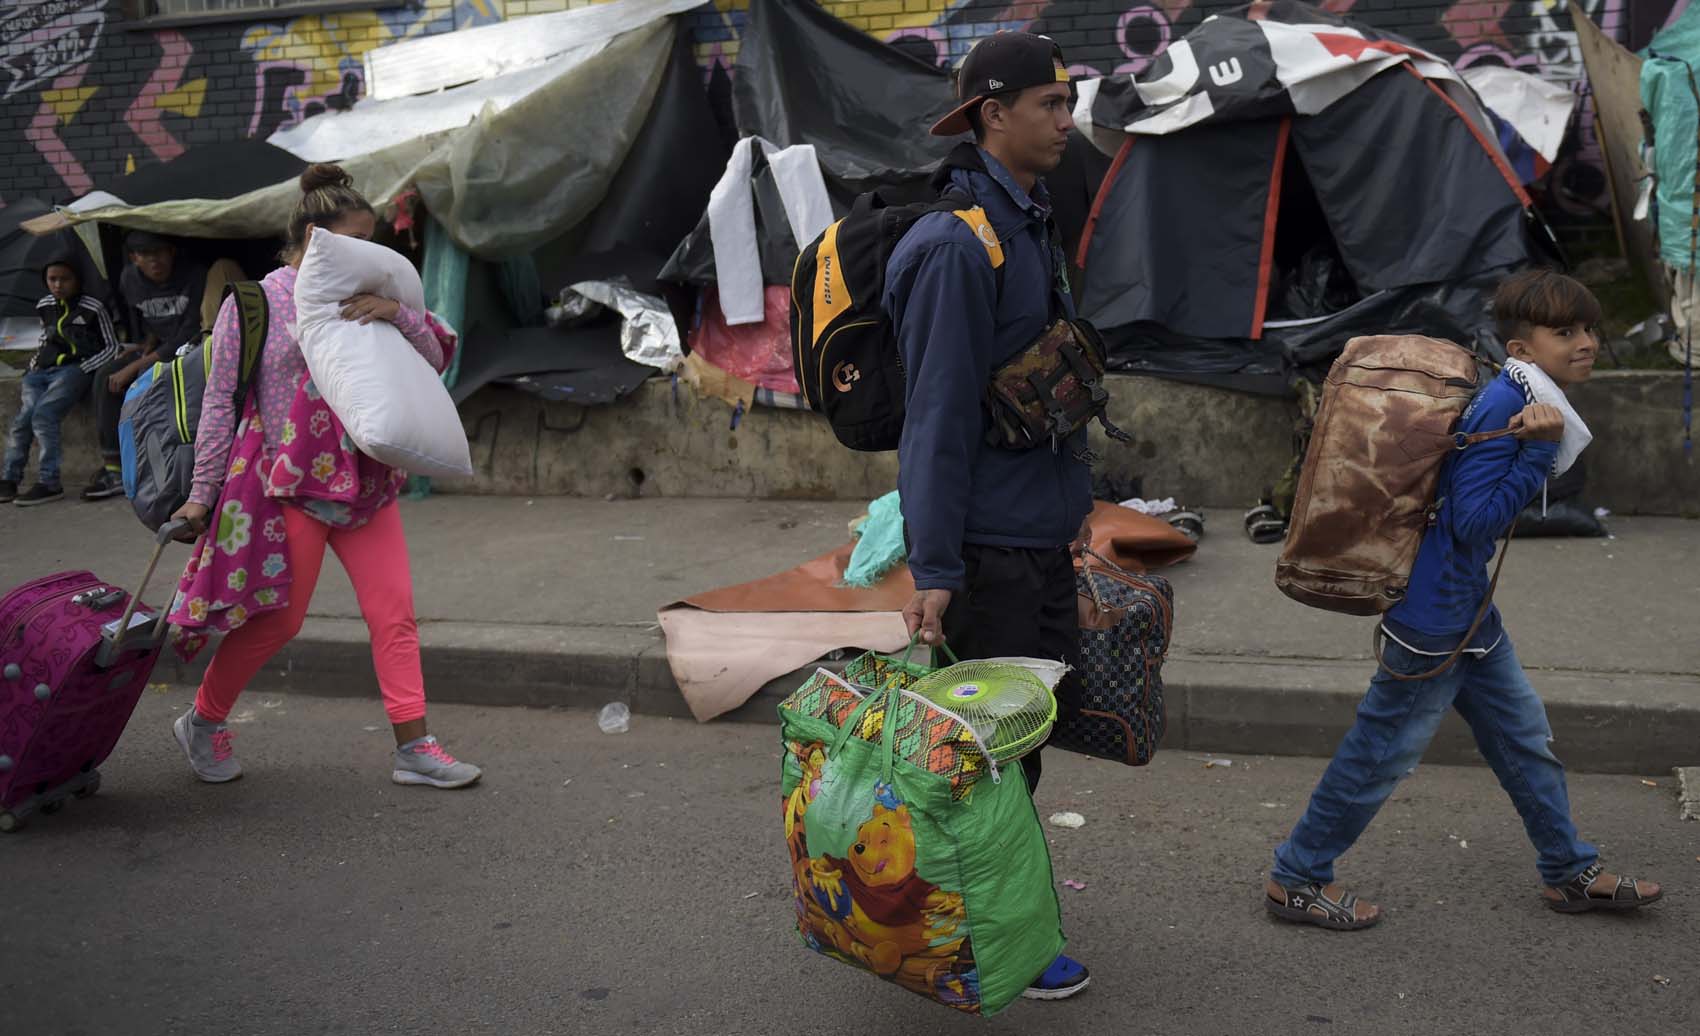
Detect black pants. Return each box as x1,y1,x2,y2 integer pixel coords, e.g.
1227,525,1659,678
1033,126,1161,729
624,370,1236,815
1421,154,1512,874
92,356,124,463
937,543,1082,793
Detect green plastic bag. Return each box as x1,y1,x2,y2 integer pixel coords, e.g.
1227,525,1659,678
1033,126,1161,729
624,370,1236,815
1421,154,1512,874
779,648,1064,1016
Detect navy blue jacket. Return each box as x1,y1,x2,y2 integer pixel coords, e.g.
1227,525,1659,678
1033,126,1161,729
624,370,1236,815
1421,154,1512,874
1385,371,1558,649
882,146,1092,592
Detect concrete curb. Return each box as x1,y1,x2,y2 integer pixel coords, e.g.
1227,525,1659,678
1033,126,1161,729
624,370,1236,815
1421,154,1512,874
162,620,1700,776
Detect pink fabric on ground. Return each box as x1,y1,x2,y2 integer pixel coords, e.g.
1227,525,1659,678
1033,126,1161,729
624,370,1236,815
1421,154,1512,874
657,607,908,722
194,502,427,725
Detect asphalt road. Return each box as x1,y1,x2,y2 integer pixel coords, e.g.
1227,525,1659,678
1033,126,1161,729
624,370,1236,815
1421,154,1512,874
3,691,1695,1036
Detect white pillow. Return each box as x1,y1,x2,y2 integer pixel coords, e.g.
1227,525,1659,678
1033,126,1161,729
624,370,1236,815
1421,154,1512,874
293,228,473,478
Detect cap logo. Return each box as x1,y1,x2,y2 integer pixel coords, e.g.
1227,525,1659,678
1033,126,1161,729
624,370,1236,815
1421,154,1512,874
987,78,1004,90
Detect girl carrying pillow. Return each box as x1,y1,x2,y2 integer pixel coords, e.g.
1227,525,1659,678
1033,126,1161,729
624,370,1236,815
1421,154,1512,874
167,163,481,790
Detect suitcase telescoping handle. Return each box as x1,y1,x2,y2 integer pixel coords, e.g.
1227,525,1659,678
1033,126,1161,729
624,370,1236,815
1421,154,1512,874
99,519,189,663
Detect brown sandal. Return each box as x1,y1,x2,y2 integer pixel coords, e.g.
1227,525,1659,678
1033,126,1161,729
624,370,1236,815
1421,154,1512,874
1546,862,1663,913
1265,882,1380,931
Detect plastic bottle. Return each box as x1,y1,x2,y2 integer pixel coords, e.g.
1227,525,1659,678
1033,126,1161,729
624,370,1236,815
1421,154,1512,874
598,702,631,734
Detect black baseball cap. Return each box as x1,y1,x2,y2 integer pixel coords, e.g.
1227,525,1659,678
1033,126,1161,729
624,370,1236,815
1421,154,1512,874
124,229,173,253
930,31,1070,138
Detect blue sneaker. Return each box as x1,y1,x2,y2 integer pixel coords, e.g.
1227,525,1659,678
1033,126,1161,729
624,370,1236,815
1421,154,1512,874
1023,953,1090,1001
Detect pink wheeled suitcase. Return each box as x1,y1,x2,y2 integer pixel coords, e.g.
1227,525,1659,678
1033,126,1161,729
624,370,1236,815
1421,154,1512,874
0,521,184,832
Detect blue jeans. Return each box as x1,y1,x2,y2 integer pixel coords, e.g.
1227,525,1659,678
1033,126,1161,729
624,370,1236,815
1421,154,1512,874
1272,635,1598,888
4,365,91,488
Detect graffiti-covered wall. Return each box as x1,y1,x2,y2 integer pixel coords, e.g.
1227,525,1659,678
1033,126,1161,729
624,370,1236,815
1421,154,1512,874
2,0,1693,217
0,0,502,206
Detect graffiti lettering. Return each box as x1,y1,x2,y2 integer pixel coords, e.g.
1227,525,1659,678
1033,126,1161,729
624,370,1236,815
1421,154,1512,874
0,0,105,100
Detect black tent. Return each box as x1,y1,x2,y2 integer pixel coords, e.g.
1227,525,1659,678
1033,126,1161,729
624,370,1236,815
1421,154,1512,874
93,141,307,208
672,0,1108,287
455,29,726,405
1077,2,1543,393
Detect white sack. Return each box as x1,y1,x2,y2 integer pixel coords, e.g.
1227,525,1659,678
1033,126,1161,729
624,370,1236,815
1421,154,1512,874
293,229,473,478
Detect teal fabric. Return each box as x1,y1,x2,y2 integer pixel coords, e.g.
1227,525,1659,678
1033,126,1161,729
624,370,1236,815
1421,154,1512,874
1644,6,1700,269
842,490,906,589
405,217,471,500
499,254,546,327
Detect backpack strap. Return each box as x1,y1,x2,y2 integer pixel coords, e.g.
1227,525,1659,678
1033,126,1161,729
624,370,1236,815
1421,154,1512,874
222,281,268,421
932,188,1007,301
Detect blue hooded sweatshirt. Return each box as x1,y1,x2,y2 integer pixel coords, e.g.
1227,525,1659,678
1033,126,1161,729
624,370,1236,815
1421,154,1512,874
882,145,1093,592
1384,370,1559,651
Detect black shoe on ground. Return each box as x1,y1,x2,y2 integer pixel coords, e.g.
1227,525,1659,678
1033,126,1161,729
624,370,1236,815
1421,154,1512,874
0,480,16,504
15,483,64,506
81,468,125,500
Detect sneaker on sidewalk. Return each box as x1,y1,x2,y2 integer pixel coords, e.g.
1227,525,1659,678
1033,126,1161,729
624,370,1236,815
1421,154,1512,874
14,483,64,507
1023,954,1091,1001
0,480,16,504
392,735,482,789
81,468,125,500
172,710,243,783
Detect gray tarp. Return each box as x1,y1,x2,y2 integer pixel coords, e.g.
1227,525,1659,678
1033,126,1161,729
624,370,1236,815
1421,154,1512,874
25,20,675,260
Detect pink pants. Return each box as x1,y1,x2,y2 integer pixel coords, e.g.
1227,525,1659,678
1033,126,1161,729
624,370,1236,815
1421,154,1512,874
194,502,427,725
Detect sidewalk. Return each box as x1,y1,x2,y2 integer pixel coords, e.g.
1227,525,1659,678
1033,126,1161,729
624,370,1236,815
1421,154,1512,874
3,495,1696,773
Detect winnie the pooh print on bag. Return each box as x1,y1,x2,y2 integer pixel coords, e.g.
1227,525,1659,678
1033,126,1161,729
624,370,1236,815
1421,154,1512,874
786,764,979,1010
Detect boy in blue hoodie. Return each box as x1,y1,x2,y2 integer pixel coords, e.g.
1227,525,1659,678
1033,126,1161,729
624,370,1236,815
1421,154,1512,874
1262,270,1663,930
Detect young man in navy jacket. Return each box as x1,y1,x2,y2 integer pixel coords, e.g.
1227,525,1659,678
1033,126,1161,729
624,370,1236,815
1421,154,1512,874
1264,270,1663,930
884,31,1093,1000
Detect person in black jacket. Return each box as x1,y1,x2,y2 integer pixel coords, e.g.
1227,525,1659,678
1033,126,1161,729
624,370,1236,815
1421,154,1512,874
82,231,211,501
884,31,1093,1002
1,259,121,505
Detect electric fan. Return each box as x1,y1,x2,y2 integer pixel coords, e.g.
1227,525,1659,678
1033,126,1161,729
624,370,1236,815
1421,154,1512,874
908,661,1058,763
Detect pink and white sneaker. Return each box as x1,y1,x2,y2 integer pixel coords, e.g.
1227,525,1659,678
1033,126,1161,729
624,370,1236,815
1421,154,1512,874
173,710,242,783
391,735,482,789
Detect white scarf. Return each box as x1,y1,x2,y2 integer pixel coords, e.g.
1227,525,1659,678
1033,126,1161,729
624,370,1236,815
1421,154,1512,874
1503,358,1591,477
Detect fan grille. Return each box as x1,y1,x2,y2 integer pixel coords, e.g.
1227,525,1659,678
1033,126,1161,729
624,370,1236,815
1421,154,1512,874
909,661,1057,763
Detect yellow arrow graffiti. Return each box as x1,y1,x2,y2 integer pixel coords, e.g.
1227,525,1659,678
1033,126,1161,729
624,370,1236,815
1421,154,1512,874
44,85,97,126
156,78,208,119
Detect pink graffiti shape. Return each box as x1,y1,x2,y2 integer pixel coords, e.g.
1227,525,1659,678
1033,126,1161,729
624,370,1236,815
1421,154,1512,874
988,2,1047,24
125,30,192,164
1441,1,1513,51
1115,6,1173,77
25,63,93,196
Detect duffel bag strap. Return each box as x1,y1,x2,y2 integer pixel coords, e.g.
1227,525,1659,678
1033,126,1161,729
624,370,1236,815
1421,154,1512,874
1372,525,1514,682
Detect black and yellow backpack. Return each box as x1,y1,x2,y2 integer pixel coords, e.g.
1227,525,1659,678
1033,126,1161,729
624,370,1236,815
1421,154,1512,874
790,190,1003,452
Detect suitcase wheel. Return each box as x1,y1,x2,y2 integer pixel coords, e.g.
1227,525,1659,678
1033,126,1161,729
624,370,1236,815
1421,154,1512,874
40,799,63,815
74,772,101,799
0,812,22,834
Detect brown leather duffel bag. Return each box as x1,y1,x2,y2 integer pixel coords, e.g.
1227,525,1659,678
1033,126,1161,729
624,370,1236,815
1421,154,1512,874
1276,334,1510,617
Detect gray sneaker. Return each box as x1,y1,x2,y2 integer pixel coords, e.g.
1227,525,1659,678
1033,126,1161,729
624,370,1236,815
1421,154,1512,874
391,736,481,789
172,710,243,783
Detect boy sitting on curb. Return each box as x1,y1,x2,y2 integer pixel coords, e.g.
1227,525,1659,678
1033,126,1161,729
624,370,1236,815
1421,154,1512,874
1,258,121,505
1263,269,1663,930
82,231,212,501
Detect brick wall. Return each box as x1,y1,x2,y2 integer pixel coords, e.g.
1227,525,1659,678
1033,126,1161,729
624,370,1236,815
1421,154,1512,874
0,0,502,206
2,0,1692,217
